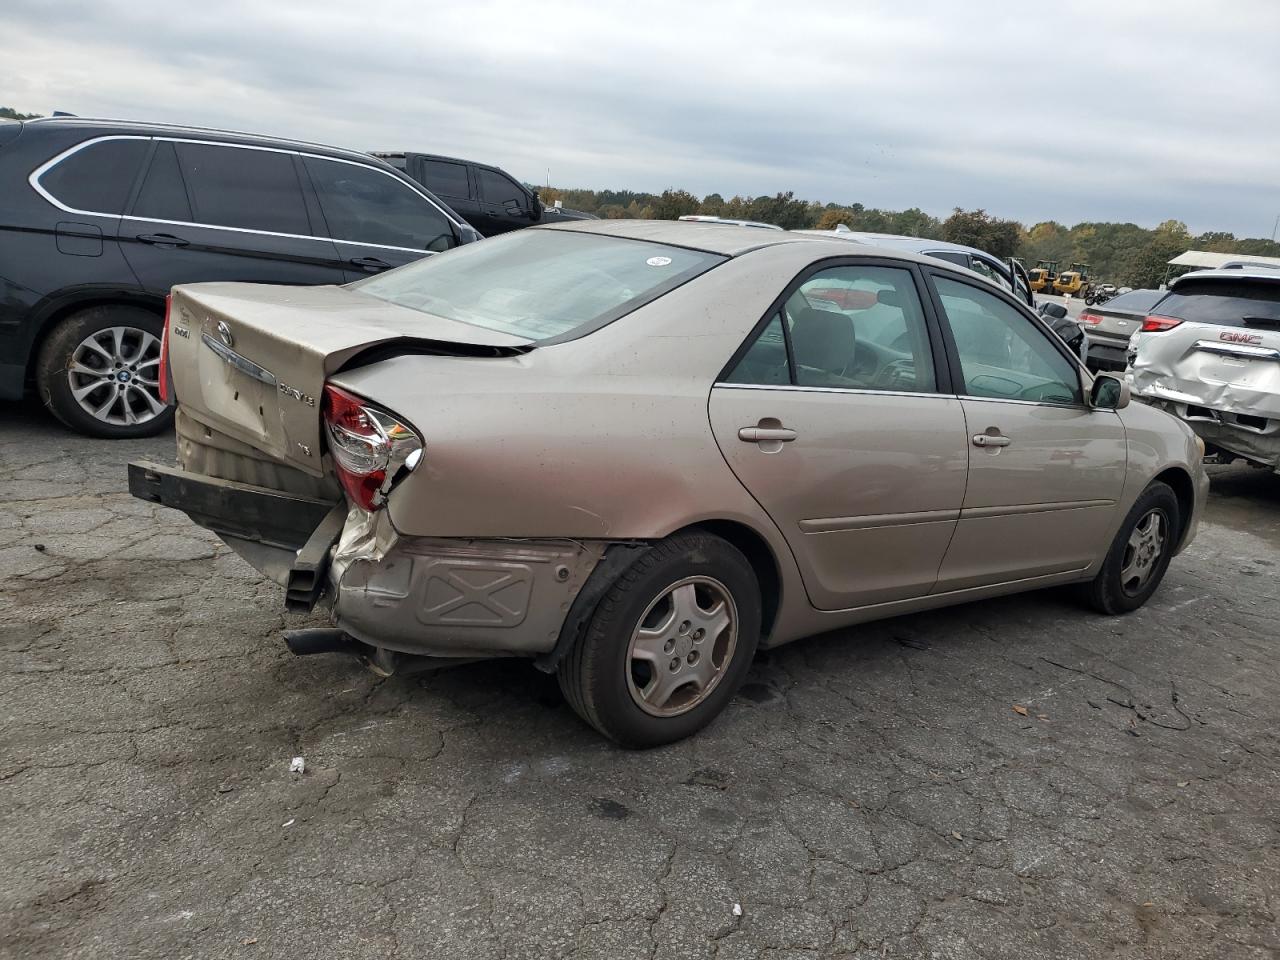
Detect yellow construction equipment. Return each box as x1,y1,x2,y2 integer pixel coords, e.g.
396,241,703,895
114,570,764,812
1052,263,1092,297
1027,260,1058,293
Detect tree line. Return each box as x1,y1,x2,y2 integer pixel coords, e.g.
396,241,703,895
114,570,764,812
539,185,1280,289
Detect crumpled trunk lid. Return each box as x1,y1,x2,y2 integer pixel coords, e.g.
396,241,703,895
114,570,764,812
167,282,531,477
1129,321,1280,420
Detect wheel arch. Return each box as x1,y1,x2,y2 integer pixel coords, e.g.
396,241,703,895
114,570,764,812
681,519,782,644
1151,465,1195,552
23,290,166,383
536,517,785,674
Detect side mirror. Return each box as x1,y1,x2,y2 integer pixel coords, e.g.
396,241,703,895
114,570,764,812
527,189,543,222
1038,301,1068,320
1090,373,1130,410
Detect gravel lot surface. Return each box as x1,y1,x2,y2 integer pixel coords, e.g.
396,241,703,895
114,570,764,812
3,401,1278,960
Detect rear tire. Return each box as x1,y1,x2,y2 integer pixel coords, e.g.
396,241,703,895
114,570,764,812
558,532,761,748
36,305,173,439
1082,482,1180,614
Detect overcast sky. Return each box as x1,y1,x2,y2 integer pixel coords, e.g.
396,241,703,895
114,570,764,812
3,0,1278,236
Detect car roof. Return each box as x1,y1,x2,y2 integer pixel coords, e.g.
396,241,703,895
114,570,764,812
23,115,383,166
677,215,785,230
541,218,833,257
1171,267,1280,289
370,150,516,176
793,229,1002,261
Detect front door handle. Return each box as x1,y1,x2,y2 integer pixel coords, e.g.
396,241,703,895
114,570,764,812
137,233,189,247
348,256,392,272
739,425,797,443
972,433,1012,448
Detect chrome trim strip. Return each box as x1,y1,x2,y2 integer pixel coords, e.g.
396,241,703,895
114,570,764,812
961,499,1114,520
956,394,1087,410
799,509,961,533
713,383,954,401
28,134,463,254
201,333,277,386
1192,340,1280,361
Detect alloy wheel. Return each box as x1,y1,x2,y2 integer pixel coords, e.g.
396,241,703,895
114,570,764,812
66,326,164,427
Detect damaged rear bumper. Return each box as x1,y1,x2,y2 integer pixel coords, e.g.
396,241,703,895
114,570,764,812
128,460,607,659
1129,396,1280,470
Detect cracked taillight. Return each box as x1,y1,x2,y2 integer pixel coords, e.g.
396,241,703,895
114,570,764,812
322,384,423,512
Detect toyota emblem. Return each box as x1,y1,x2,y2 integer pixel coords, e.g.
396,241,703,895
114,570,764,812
216,321,234,348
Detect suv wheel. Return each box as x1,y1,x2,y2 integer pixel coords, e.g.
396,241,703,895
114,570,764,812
558,532,761,748
36,305,173,439
1082,481,1180,615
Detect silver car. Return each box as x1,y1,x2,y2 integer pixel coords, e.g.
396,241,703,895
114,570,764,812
1078,288,1164,371
131,221,1208,746
1129,267,1280,471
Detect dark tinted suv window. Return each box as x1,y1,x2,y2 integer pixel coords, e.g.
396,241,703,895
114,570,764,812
305,157,455,252
418,159,469,198
40,138,148,214
175,142,311,234
131,141,192,221
1154,281,1280,328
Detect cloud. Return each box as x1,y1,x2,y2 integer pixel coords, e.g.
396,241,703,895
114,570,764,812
2,0,1277,235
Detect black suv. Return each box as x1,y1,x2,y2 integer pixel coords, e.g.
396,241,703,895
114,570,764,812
371,152,594,236
0,117,478,438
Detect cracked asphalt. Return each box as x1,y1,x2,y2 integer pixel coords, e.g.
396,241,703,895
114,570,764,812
2,400,1279,960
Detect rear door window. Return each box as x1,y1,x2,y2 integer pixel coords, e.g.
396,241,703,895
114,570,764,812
304,157,457,252
175,142,311,235
1153,282,1280,328
39,138,149,214
418,159,470,199
725,265,938,393
130,141,192,221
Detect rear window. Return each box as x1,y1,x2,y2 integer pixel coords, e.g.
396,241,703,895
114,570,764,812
354,229,725,342
1154,281,1280,328
39,138,148,214
1100,289,1163,314
418,159,470,199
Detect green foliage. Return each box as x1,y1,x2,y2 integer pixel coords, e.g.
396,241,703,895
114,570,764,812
0,106,40,120
942,209,1021,259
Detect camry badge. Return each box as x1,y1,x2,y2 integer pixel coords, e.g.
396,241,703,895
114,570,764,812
216,320,234,348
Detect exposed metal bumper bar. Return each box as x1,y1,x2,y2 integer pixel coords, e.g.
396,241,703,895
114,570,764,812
129,460,344,609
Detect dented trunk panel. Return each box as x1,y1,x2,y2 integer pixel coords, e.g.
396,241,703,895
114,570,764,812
1130,323,1280,417
1130,320,1280,468
167,282,530,477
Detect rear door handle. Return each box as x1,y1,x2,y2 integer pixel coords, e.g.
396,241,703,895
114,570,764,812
739,426,797,443
348,256,392,272
972,434,1012,448
137,233,189,247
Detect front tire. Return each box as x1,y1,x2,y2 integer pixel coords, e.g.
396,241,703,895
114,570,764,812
1082,482,1180,614
36,305,173,439
558,532,761,748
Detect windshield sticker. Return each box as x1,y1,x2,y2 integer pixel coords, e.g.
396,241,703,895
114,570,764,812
646,256,672,267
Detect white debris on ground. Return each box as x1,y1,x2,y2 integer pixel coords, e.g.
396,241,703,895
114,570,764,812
289,757,305,775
